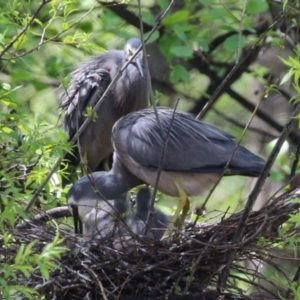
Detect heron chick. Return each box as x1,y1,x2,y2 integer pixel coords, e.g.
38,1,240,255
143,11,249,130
131,186,170,239
59,38,149,186
68,183,131,239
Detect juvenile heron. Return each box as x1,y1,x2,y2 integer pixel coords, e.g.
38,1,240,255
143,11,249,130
68,185,131,238
131,186,170,239
59,38,149,185
68,107,265,228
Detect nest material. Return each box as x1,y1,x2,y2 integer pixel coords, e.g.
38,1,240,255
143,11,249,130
2,187,300,300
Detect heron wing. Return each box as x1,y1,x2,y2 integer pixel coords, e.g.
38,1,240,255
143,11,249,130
59,68,111,140
113,107,265,175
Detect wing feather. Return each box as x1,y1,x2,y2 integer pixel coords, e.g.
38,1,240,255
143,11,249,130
113,107,265,176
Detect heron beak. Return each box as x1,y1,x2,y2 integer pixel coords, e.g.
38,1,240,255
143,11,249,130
135,56,144,78
71,205,83,234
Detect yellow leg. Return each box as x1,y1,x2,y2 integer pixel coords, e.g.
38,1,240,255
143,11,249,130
161,181,190,239
81,152,89,175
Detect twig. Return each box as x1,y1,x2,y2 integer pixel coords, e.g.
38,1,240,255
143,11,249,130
193,93,263,225
0,0,51,59
1,3,99,60
144,98,180,236
290,137,300,179
196,11,286,120
211,107,278,139
236,0,249,63
82,263,110,300
218,102,300,291
136,0,176,234
286,265,300,299
16,206,71,229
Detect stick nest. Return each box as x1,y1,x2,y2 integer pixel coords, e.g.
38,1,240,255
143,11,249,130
2,188,300,300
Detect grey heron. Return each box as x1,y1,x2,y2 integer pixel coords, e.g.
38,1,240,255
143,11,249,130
59,38,149,186
67,107,265,229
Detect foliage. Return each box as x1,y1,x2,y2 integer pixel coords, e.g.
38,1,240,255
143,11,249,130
0,0,299,298
0,232,67,299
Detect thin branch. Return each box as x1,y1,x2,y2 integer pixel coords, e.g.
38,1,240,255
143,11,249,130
0,0,51,59
16,207,71,229
144,98,179,236
196,11,286,120
290,138,300,179
211,107,278,139
99,1,153,33
193,93,264,225
286,265,300,299
226,87,300,144
218,102,300,291
236,0,249,63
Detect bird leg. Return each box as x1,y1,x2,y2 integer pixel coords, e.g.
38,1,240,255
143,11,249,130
162,181,190,239
173,181,190,227
80,152,89,175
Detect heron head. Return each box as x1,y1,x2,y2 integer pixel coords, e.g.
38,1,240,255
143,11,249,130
136,186,152,212
124,38,144,77
68,195,98,234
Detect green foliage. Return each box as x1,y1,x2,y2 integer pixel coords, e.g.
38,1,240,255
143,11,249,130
0,232,67,299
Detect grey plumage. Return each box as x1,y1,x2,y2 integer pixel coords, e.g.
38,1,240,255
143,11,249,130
112,107,265,198
131,186,170,239
59,38,149,185
68,184,169,240
68,187,131,239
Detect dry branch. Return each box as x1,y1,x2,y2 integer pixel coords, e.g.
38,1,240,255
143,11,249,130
3,186,300,299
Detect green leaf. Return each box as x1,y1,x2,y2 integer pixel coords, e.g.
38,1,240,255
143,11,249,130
198,0,213,4
12,34,28,50
174,26,187,42
163,10,190,25
39,263,50,280
170,65,190,84
278,56,293,67
197,37,209,52
280,70,293,85
14,244,25,265
170,46,193,58
2,83,11,90
2,126,13,133
62,22,69,30
144,31,159,44
223,34,246,52
34,18,44,27
201,7,226,22
247,0,269,14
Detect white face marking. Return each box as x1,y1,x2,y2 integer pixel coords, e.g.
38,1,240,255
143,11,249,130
126,44,143,62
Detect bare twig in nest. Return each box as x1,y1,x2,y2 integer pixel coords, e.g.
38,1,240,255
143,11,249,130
3,186,300,299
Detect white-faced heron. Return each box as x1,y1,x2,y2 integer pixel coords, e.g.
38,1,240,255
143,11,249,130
59,38,149,185
131,186,170,239
68,107,265,229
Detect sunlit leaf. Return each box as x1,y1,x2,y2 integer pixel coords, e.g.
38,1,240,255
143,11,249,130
170,46,193,58
247,0,269,14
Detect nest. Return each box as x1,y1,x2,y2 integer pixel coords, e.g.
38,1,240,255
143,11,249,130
2,187,300,300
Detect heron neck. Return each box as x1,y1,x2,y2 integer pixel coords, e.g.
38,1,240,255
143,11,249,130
111,155,143,191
